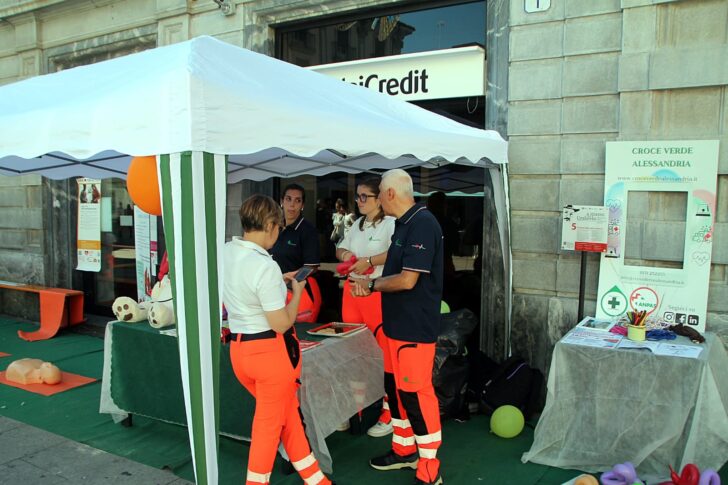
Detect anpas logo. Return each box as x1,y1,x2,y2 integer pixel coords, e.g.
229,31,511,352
629,287,658,315
411,243,426,250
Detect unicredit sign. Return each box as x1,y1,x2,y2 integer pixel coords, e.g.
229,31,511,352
308,46,485,102
343,69,430,96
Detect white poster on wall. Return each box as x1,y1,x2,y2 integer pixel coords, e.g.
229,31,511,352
595,140,719,333
134,206,152,302
76,178,102,272
561,205,608,253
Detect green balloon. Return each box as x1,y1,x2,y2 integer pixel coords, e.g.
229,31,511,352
440,301,450,314
490,405,525,438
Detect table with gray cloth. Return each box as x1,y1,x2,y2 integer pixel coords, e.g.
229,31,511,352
522,332,728,480
99,321,384,473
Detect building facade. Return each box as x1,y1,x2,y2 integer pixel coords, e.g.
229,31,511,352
1,0,727,374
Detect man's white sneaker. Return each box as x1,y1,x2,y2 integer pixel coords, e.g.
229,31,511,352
367,420,393,437
336,421,350,432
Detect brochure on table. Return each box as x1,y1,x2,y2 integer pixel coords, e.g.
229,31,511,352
595,140,719,334
562,328,622,349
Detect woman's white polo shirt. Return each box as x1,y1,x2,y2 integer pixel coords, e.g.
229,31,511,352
223,237,286,334
338,216,395,279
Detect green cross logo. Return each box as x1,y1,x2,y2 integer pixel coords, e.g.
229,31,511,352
600,285,627,316
395,239,403,247
287,240,296,246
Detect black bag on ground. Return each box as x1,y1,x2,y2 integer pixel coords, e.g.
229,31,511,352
432,308,478,420
479,355,543,420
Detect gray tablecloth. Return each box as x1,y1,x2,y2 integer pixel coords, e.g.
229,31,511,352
522,332,728,481
100,322,384,473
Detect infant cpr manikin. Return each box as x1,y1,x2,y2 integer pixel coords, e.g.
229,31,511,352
6,358,62,385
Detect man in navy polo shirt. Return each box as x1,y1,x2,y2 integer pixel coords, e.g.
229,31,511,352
271,183,322,321
351,169,444,485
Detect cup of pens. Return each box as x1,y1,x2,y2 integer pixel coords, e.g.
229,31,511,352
626,310,647,341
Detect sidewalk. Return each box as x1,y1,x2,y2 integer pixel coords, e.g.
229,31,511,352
0,416,192,485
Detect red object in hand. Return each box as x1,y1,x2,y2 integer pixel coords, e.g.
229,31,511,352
336,255,374,276
669,464,700,485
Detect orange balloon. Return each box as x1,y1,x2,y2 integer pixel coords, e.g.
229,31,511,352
127,156,162,216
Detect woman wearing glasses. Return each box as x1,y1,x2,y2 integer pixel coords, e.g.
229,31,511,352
336,177,396,437
224,194,332,485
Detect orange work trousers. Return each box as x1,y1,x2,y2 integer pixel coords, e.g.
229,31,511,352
230,329,330,485
342,279,394,424
342,279,389,366
386,336,442,483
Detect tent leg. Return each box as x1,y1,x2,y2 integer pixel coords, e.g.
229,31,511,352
493,165,512,360
158,151,227,485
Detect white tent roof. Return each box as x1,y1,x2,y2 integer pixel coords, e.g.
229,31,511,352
0,35,507,181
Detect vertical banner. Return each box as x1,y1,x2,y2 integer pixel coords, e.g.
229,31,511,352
596,140,719,333
158,152,226,485
76,178,102,272
150,216,158,277
134,206,152,301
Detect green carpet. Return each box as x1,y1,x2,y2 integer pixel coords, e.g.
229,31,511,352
0,317,725,485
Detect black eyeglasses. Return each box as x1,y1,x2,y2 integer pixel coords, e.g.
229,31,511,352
355,193,377,203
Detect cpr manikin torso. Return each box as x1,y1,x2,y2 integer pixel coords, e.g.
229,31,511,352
6,358,62,385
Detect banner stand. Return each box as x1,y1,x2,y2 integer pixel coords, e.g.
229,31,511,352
562,205,609,322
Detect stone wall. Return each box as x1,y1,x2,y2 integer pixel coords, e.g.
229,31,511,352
508,0,728,374
0,175,46,319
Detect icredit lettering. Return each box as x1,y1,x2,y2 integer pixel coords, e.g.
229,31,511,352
341,69,429,95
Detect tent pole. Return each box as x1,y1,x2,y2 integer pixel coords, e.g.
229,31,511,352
482,165,512,362
158,152,226,485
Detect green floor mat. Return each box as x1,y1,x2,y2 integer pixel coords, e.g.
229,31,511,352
0,317,726,485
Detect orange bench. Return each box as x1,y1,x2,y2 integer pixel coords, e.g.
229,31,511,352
0,281,85,341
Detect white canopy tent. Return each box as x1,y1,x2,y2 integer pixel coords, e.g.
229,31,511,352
0,36,509,485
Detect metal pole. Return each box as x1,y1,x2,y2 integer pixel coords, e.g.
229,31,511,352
577,251,587,321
